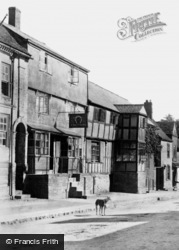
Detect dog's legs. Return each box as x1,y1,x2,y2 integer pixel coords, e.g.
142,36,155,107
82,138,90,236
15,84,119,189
96,205,98,215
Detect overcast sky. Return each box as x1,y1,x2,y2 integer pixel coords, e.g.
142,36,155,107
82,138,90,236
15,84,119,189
1,0,179,121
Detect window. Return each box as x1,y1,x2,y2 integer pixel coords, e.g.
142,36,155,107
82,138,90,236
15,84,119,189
93,107,106,123
166,165,170,180
91,141,100,162
139,116,146,128
68,67,79,84
167,143,170,158
1,62,11,97
39,51,52,74
68,137,81,157
116,142,137,163
110,112,118,125
36,92,49,114
0,114,8,146
35,132,49,155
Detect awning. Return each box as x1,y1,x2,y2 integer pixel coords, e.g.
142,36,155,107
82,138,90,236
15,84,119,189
28,123,82,137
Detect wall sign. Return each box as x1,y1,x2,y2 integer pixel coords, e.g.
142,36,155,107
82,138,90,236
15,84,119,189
69,113,88,128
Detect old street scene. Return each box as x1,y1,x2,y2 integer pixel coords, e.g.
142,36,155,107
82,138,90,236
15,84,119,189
1,3,179,250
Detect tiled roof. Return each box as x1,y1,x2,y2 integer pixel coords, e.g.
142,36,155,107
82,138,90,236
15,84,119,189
115,104,146,115
155,127,172,142
157,121,175,136
3,23,89,72
0,25,29,55
88,81,130,112
148,118,172,142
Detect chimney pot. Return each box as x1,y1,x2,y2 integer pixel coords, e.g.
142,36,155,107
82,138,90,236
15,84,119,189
8,7,21,29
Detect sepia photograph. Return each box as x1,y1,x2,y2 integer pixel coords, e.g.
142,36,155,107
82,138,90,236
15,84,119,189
0,0,179,249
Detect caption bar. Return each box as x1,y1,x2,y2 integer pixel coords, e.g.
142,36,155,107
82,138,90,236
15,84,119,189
0,234,64,249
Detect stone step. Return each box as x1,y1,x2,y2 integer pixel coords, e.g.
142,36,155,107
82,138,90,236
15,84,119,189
15,194,32,200
69,177,76,183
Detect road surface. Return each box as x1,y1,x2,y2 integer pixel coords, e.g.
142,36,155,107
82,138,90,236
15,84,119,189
1,197,179,250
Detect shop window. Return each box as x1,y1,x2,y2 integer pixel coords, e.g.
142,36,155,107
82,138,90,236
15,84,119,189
91,141,100,162
36,92,49,114
116,142,137,164
93,107,106,123
35,132,49,155
68,67,79,85
0,114,8,146
68,137,81,157
1,62,11,97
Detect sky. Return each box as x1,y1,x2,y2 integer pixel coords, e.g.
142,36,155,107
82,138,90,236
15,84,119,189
0,0,179,121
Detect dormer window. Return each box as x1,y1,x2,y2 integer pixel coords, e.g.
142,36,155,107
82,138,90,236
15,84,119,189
68,67,79,85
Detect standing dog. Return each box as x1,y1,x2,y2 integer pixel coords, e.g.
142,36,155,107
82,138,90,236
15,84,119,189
95,196,111,216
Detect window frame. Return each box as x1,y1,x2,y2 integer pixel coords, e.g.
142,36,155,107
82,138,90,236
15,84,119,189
93,107,106,123
35,132,49,156
36,92,49,114
1,62,11,98
68,67,79,85
91,141,100,162
0,114,8,147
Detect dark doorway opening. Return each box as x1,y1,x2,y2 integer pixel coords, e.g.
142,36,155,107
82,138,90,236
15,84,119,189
15,123,26,190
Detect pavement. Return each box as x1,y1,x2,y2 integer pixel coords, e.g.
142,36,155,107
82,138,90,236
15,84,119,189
1,190,179,225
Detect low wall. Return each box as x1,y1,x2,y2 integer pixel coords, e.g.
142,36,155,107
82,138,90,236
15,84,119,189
24,173,110,199
78,174,110,195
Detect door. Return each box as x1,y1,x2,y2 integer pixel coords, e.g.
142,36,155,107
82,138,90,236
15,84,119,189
156,167,164,190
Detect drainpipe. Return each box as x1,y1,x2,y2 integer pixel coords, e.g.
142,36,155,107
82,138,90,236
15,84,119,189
17,57,20,118
9,53,15,199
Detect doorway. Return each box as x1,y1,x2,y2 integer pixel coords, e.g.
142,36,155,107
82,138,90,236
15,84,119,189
156,167,164,190
15,123,26,190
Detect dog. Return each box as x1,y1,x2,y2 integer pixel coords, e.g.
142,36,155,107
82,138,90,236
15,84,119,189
95,196,111,216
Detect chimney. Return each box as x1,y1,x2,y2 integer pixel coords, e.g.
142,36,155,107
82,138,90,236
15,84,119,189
144,100,153,119
8,7,21,29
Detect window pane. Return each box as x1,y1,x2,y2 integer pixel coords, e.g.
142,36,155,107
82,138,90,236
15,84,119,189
2,82,9,96
126,163,136,171
123,149,130,161
131,115,137,127
130,150,136,161
123,117,130,127
130,129,137,140
123,129,129,139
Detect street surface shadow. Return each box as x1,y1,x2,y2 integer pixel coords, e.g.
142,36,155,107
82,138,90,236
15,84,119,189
50,212,157,225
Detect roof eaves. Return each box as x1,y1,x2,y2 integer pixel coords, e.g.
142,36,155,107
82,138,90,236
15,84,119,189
28,40,90,73
4,23,90,73
0,41,31,58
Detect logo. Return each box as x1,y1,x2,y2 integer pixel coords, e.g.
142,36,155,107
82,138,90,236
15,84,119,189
117,13,166,41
